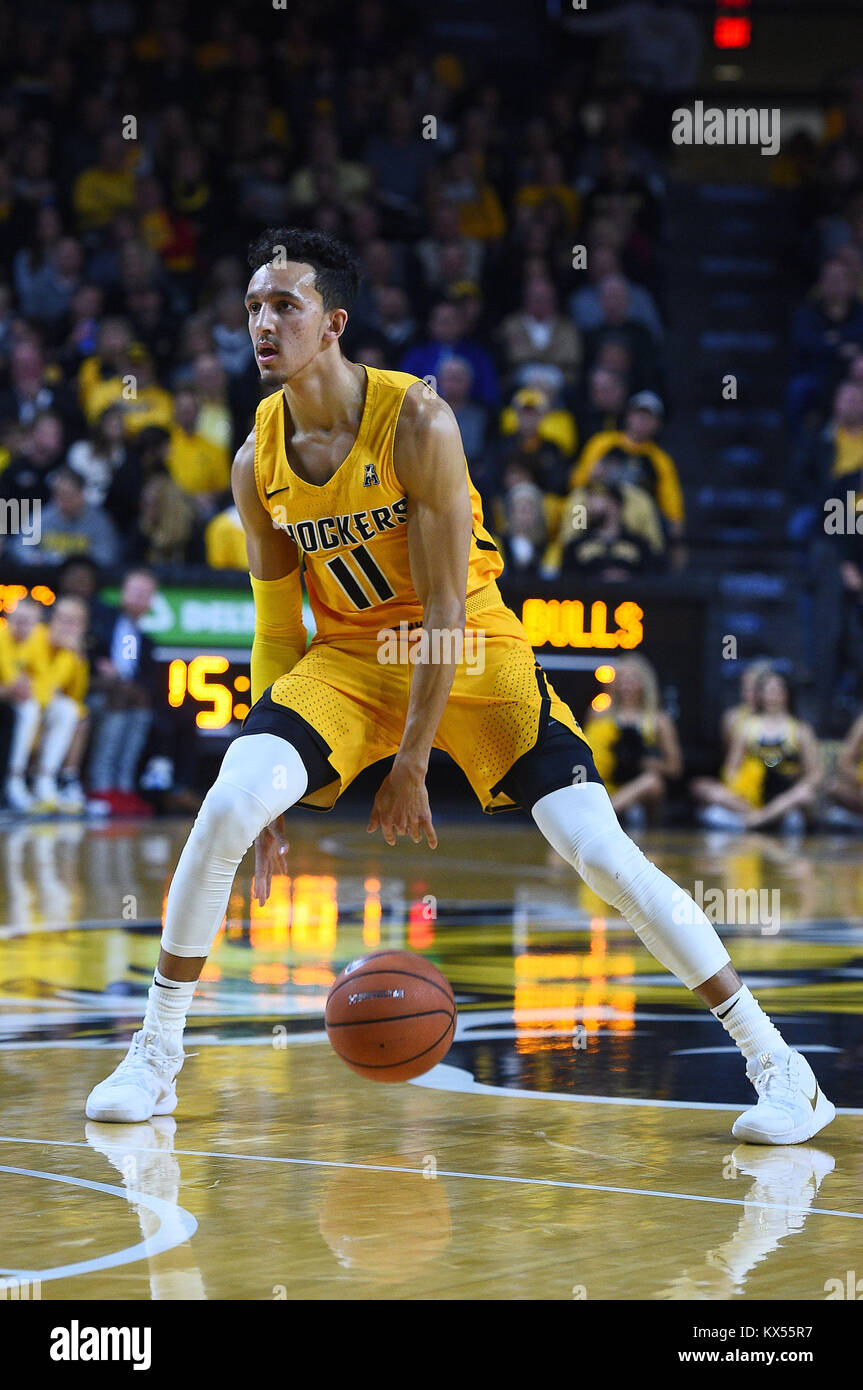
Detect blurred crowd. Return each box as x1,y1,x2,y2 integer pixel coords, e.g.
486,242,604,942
0,1,682,591
780,75,863,724
0,2,690,813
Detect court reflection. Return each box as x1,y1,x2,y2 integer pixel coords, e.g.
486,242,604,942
655,1145,837,1300
317,1156,452,1283
84,1118,207,1299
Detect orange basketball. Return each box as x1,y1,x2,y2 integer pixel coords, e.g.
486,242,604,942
325,950,457,1082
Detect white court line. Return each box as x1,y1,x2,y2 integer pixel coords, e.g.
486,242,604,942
411,1062,863,1115
0,1163,197,1283
0,1137,860,1222
0,919,161,939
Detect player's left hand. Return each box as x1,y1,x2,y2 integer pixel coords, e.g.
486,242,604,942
367,764,437,848
253,814,290,906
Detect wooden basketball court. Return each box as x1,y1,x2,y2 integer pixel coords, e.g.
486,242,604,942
1,813,861,1300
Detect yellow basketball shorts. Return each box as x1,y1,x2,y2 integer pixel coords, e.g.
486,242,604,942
237,599,600,813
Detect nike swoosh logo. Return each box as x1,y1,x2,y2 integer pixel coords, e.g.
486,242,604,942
806,1081,819,1112
266,485,292,499
715,999,738,1021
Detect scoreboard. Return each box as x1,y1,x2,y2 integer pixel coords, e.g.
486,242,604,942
0,577,713,758
143,580,711,757
503,579,710,756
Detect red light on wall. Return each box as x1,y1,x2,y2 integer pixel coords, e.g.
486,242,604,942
714,16,751,47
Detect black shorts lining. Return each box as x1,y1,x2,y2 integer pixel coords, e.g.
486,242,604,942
491,664,604,813
489,659,554,804
234,687,339,798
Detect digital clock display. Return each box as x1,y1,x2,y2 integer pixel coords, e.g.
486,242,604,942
167,655,252,730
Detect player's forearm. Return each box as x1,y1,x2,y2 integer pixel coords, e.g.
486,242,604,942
249,570,307,703
250,634,307,704
394,603,466,773
395,660,458,773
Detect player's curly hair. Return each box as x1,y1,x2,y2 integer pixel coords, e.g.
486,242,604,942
246,228,361,313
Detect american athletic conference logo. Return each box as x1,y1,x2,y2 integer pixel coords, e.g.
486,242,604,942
363,463,380,486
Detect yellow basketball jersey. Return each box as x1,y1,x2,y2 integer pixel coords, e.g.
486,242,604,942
253,367,503,640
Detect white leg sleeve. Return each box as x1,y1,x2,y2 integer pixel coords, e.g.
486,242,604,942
37,695,81,776
531,783,731,991
160,734,309,959
8,698,41,775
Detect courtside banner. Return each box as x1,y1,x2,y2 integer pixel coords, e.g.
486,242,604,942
100,587,315,648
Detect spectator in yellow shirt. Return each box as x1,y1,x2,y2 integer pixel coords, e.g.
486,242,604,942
0,599,48,684
827,381,863,480
515,152,580,230
570,391,686,567
498,384,578,460
1,598,49,811
205,505,249,570
436,149,506,242
73,132,138,233
84,343,175,436
192,353,234,454
31,598,89,712
190,350,233,453
167,389,231,516
78,318,133,419
2,596,89,812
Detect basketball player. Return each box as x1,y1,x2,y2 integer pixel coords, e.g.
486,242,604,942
87,230,834,1145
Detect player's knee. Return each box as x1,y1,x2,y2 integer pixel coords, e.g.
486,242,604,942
575,826,639,905
194,780,269,861
571,817,668,922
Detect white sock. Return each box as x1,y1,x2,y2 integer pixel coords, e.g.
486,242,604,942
711,984,790,1067
143,969,196,1050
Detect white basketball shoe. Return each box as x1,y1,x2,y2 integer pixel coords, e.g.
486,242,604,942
732,1049,835,1145
86,1029,185,1123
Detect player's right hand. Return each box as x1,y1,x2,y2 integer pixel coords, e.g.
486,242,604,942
253,814,289,906
367,764,438,848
